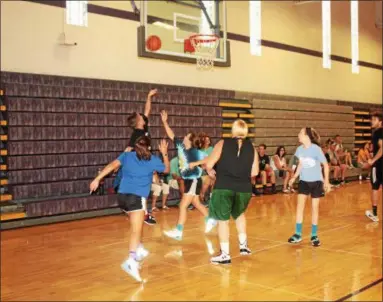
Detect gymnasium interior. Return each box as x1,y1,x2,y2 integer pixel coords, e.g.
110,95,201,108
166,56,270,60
0,0,382,301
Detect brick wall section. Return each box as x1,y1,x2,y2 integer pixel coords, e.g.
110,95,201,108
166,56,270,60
251,99,354,155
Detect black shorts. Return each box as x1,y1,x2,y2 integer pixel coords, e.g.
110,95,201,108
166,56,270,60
184,178,202,196
298,181,324,198
117,193,147,213
371,166,383,190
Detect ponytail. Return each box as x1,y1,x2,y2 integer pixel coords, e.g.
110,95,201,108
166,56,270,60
306,127,321,146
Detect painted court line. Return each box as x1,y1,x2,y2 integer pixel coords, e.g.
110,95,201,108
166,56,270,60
189,241,288,270
244,223,353,245
335,277,383,302
188,261,321,301
319,247,383,259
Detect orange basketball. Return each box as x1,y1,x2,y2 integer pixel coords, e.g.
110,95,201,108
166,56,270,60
146,35,162,52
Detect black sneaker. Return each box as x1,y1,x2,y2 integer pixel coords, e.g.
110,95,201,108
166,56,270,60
311,236,321,247
288,233,302,244
144,214,156,225
271,185,277,195
252,187,262,196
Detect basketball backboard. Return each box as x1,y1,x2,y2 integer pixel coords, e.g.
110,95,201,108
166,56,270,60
137,0,230,67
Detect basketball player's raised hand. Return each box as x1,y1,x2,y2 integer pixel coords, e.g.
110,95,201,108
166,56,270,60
148,89,158,97
160,110,168,123
158,139,169,155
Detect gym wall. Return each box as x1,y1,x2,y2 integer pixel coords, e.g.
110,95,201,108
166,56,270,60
1,0,381,104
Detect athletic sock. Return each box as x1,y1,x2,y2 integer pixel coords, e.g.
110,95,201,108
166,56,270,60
129,251,137,261
176,224,184,232
220,242,229,255
373,206,378,217
295,223,303,236
311,224,318,237
238,233,247,246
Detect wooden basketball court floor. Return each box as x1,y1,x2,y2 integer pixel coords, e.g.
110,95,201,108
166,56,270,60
1,182,382,301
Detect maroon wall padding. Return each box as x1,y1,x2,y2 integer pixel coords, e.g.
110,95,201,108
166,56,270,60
1,72,232,216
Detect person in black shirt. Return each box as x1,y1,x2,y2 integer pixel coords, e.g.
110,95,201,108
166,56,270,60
189,120,259,265
113,89,157,224
366,112,383,222
256,144,276,194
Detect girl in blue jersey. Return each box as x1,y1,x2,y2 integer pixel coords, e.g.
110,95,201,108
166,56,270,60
160,110,217,241
90,137,169,282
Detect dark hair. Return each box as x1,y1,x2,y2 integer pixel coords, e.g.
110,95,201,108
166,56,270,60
305,127,320,145
371,112,383,122
198,132,211,149
275,146,286,158
259,144,267,149
127,112,139,129
134,136,152,161
186,132,201,149
335,134,340,138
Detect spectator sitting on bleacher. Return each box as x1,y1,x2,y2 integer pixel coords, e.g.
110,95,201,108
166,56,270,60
322,142,341,187
256,144,276,194
357,142,371,180
151,172,169,211
328,140,347,185
271,146,295,193
334,135,355,169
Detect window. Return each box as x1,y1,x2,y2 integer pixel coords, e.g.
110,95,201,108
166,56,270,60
66,1,88,27
200,0,215,35
249,1,261,56
322,0,331,69
351,1,359,74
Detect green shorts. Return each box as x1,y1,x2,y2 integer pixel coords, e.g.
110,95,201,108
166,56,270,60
209,189,252,221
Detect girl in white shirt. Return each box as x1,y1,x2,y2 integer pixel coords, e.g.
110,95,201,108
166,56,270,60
271,146,294,193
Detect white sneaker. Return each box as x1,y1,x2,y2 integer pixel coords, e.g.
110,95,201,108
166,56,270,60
121,258,142,282
136,246,149,262
164,229,183,241
205,218,217,233
211,252,231,265
365,210,379,222
239,244,252,255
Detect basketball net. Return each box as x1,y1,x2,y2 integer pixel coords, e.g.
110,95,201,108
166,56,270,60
190,34,220,71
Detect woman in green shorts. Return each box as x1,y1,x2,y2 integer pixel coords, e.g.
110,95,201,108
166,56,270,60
190,120,259,265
